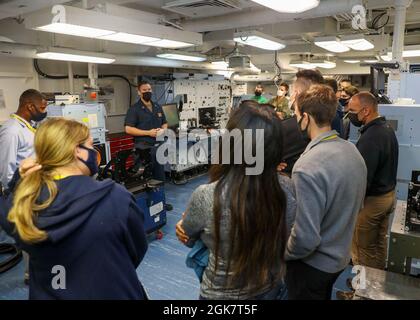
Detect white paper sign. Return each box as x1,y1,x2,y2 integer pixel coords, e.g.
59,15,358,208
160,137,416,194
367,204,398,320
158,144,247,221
88,114,98,128
150,202,164,216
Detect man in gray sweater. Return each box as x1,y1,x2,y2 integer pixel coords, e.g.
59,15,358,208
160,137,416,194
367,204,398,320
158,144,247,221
286,84,367,300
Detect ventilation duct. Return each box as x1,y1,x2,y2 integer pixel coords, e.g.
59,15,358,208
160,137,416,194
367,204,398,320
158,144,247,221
163,0,241,18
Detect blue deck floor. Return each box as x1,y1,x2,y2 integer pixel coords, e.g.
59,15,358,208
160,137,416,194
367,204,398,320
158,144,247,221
0,174,352,300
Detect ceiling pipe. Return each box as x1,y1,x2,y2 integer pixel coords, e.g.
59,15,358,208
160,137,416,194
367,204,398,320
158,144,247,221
391,0,413,64
68,62,74,93
182,0,397,33
388,0,413,101
0,42,260,74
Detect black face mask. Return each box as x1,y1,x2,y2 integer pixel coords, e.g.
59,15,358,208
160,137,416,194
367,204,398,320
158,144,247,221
142,92,152,102
297,115,311,143
30,105,47,122
339,98,349,107
347,111,364,127
78,145,99,176
254,91,262,97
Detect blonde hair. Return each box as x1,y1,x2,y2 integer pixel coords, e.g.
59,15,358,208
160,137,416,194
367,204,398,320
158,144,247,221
8,118,90,243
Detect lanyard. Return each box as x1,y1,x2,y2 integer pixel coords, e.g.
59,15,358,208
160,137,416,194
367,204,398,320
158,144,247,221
10,114,36,134
321,134,338,142
53,174,70,181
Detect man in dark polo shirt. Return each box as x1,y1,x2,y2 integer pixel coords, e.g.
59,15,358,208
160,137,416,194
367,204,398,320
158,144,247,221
347,92,399,269
125,81,168,181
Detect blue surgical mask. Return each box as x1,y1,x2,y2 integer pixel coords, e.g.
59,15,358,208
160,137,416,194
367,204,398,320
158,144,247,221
78,145,99,176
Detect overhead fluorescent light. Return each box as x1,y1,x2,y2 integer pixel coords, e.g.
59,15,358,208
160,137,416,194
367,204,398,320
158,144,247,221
99,34,194,48
401,45,420,58
25,5,202,49
37,24,193,48
312,60,336,69
344,59,361,64
36,48,115,64
314,36,350,53
145,39,194,49
250,0,320,13
341,35,374,51
37,23,115,38
157,50,207,62
403,48,420,57
380,53,392,61
381,46,420,61
290,58,336,69
364,59,379,63
289,60,318,69
234,31,286,51
211,60,229,68
0,36,15,43
98,32,160,44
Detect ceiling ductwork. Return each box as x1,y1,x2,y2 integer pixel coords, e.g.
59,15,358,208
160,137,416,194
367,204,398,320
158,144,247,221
0,0,70,20
162,0,242,18
181,0,399,32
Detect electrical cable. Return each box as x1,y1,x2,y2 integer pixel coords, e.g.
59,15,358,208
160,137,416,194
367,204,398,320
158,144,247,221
155,80,174,104
370,11,389,31
34,59,136,107
273,50,282,89
223,43,239,59
376,15,390,30
164,81,175,105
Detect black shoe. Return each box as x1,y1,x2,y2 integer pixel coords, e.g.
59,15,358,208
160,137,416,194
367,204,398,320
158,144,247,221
165,204,173,211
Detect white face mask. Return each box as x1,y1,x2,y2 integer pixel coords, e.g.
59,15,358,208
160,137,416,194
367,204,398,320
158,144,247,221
277,90,285,97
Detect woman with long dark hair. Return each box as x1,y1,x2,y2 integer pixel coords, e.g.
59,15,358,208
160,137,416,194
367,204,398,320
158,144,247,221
176,101,296,299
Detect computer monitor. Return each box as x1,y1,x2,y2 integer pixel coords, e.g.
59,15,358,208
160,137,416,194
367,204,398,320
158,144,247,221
162,104,180,129
198,107,216,127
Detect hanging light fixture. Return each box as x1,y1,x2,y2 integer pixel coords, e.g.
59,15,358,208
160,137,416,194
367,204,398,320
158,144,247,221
250,0,320,13
156,50,207,62
314,36,350,53
25,5,202,49
341,35,375,51
36,47,115,64
234,30,286,51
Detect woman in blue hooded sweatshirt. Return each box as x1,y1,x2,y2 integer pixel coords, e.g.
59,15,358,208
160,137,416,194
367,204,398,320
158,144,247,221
0,118,148,300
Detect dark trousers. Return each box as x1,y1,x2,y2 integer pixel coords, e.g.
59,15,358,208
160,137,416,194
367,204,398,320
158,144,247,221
286,260,342,300
135,146,165,182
